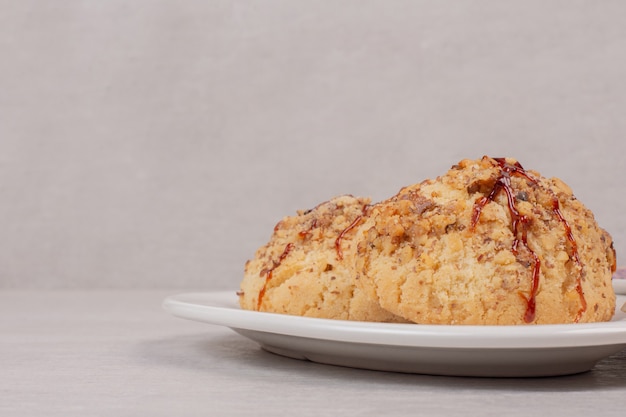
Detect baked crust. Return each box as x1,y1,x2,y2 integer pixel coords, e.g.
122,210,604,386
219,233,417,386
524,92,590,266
239,195,406,322
354,157,616,324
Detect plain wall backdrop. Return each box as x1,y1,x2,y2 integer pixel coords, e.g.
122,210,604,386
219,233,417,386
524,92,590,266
1,1,625,289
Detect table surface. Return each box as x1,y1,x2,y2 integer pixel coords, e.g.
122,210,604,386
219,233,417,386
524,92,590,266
3,290,626,416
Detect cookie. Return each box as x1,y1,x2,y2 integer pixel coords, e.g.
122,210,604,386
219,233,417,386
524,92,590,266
354,156,616,325
239,195,406,322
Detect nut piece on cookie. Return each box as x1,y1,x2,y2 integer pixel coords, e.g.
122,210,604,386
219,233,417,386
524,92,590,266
239,195,406,322
354,156,616,325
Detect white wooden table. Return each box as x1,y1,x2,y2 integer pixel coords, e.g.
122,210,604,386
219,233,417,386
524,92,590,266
2,290,625,416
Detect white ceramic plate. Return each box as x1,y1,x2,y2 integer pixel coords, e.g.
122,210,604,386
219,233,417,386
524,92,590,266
163,286,626,378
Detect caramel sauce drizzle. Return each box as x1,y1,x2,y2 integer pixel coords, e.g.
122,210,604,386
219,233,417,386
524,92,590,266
551,200,586,321
471,157,585,323
298,219,318,238
335,205,369,261
335,216,363,261
257,243,294,310
258,202,368,309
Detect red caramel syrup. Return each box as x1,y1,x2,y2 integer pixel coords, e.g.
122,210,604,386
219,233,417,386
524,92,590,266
471,157,586,323
256,242,294,310
257,204,370,309
335,216,363,260
298,219,318,238
256,217,317,309
335,205,370,261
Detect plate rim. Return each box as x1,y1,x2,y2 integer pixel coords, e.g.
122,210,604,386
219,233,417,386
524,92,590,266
163,291,626,350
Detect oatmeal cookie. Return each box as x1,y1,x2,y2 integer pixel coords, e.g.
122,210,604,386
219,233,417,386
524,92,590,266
354,156,616,325
239,195,406,322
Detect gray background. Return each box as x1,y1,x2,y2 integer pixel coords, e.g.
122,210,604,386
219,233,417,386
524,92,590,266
2,1,625,290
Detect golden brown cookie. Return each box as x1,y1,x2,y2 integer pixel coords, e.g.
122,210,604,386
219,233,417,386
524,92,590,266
239,195,406,322
354,156,616,325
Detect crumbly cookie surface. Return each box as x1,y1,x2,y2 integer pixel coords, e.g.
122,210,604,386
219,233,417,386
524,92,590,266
239,195,406,322
354,156,616,325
